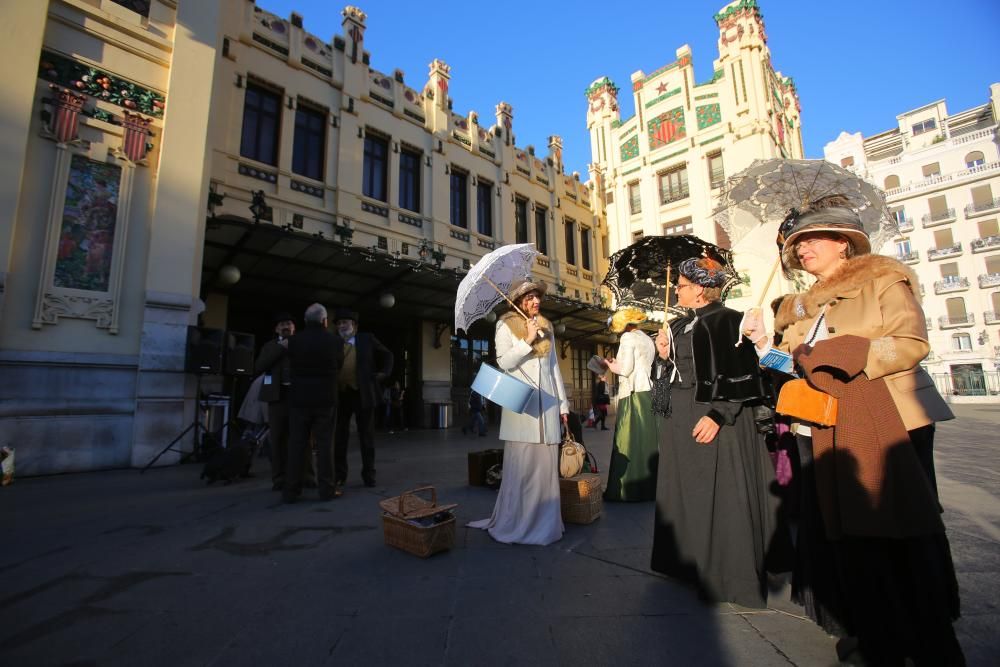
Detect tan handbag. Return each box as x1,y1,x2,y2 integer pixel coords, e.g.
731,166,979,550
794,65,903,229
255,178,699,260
559,431,586,479
775,379,838,427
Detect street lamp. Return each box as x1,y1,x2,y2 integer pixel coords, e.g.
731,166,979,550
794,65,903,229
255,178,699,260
333,218,354,246
418,239,446,268
249,190,270,223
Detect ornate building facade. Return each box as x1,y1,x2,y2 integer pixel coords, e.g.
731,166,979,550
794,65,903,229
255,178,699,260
825,84,1000,401
0,0,609,475
587,0,804,312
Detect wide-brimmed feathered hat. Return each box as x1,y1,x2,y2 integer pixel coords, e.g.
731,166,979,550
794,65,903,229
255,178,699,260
608,306,647,334
777,195,871,274
677,256,731,288
507,278,547,304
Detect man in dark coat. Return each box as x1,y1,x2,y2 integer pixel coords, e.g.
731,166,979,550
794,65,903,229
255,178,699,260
254,312,315,491
332,308,393,489
284,303,344,503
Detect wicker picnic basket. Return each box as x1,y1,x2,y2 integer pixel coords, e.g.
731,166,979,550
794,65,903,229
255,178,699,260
379,486,458,558
559,473,603,524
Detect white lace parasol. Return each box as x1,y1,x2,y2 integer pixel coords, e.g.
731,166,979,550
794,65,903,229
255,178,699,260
713,158,898,252
454,243,539,333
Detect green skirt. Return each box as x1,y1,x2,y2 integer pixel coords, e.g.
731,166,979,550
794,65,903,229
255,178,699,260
603,391,659,501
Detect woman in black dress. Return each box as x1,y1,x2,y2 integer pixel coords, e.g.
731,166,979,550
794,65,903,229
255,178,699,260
650,257,787,608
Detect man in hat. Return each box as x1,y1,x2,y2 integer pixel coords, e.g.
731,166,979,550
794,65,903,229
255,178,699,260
333,307,393,489
255,311,315,491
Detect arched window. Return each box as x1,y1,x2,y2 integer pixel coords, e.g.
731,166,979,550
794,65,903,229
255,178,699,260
966,151,985,168
884,174,900,190
951,333,972,351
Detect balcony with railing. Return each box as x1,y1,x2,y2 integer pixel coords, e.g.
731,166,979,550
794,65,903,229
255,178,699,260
883,160,1000,199
927,243,962,260
897,250,920,264
922,208,957,228
896,216,914,232
979,272,1000,288
971,235,1000,253
939,313,975,329
965,197,1000,218
934,276,970,294
986,311,1000,325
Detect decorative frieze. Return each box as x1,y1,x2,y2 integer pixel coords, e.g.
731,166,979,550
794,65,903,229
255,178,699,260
361,201,388,217
648,107,686,150
696,103,722,130
38,50,166,118
290,180,323,197
398,212,423,228
238,163,278,183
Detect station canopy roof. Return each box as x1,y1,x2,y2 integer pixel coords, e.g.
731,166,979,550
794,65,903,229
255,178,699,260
203,217,615,346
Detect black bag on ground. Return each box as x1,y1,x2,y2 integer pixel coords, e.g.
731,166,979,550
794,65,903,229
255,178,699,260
201,440,253,484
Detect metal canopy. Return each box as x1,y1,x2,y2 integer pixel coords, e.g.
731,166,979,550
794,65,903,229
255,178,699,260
202,217,614,345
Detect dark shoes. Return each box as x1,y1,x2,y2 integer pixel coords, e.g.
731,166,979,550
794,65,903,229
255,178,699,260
319,488,343,501
282,493,299,504
272,481,284,492
363,477,377,488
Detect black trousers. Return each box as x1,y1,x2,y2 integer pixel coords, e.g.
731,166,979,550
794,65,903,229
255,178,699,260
268,400,316,485
334,387,375,483
286,405,335,498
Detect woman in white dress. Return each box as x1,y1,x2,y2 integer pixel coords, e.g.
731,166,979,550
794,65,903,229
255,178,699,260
468,279,569,545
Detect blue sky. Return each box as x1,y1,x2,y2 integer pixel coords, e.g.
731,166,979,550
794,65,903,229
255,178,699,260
260,0,1000,177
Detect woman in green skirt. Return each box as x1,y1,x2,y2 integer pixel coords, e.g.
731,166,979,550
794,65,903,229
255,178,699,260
603,307,659,501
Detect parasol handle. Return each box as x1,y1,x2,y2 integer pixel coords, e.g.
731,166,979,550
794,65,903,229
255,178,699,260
755,256,782,308
482,276,544,338
663,263,671,323
734,255,781,348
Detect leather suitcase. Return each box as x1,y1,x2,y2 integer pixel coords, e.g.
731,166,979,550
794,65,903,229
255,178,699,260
467,449,503,486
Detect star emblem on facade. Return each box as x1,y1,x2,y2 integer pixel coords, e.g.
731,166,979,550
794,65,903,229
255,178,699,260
656,82,667,94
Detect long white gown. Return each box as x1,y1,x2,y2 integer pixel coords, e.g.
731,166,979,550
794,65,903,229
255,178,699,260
468,316,567,546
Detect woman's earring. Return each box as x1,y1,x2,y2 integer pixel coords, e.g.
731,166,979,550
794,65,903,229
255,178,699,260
839,250,846,259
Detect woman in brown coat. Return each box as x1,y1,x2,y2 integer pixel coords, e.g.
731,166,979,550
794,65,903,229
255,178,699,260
743,196,964,666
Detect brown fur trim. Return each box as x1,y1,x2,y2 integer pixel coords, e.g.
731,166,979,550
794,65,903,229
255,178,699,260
774,254,920,334
499,311,552,357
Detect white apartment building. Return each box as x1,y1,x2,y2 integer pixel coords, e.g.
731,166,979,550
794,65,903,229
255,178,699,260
825,83,1000,401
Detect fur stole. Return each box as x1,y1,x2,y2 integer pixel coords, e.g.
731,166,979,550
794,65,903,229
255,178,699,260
775,254,920,334
499,311,552,357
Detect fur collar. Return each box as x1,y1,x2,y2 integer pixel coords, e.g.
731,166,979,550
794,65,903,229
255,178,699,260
500,311,552,357
775,254,919,334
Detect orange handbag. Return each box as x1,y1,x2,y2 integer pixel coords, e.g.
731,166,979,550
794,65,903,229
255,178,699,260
775,379,838,427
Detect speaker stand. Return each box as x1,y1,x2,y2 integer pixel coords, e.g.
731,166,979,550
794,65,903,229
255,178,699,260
141,374,213,473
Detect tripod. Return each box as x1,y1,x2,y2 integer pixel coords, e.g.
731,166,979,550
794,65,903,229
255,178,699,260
141,374,226,473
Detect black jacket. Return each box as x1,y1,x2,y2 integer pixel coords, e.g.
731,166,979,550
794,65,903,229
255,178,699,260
254,338,290,403
342,332,394,409
287,324,344,408
662,302,768,405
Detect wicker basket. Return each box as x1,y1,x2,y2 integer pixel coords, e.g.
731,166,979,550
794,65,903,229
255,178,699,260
559,473,603,524
379,486,457,558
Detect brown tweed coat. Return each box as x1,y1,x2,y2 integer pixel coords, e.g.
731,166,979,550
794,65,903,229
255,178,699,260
796,335,944,539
